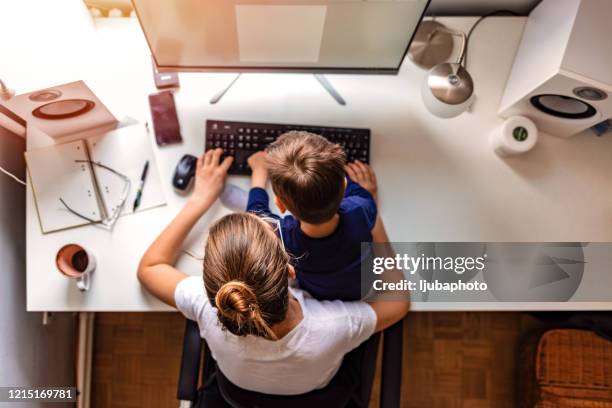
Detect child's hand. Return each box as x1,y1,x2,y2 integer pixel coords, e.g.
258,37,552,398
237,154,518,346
189,148,233,211
248,151,267,173
345,160,378,201
248,151,268,189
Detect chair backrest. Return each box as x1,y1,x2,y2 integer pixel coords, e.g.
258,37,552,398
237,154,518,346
208,332,381,408
179,319,404,408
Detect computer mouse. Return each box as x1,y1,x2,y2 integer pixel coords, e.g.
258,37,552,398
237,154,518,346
173,154,197,190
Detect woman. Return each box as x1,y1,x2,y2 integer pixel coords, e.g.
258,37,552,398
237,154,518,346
138,149,409,395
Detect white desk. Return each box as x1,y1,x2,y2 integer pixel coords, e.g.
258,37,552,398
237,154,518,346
15,17,612,311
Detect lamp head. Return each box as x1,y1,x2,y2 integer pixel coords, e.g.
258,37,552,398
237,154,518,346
408,21,454,70
422,62,474,118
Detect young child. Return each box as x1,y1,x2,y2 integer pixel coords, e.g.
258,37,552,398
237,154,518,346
246,131,378,300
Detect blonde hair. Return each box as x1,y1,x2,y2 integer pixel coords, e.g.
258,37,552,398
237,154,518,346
203,213,289,340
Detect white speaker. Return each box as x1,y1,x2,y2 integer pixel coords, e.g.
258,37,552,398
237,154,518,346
499,0,612,138
1,81,117,140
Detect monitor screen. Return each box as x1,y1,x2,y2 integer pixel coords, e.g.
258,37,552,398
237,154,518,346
132,0,431,73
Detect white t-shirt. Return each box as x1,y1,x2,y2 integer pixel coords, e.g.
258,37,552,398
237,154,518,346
174,276,377,395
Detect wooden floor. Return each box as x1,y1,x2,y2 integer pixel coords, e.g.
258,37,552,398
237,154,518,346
92,312,543,407
398,312,542,408
92,313,185,408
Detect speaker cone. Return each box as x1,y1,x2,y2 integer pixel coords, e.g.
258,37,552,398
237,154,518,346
530,94,597,119
32,99,95,120
573,87,607,101
29,89,62,102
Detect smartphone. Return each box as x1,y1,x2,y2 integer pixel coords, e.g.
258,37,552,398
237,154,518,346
149,91,182,146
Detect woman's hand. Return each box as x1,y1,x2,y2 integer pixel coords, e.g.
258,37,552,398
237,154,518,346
189,148,233,212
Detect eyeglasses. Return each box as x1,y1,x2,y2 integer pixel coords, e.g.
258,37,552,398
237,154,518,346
259,215,285,250
182,247,203,261
182,214,285,262
60,160,131,230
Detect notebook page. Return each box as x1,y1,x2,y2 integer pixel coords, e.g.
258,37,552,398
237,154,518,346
86,124,166,217
25,140,101,233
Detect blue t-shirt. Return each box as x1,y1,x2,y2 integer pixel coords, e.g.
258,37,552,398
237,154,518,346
246,177,377,301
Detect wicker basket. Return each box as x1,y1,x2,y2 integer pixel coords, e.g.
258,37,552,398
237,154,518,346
519,329,612,408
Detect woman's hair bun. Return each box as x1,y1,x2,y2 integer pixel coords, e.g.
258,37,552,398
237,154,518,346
215,280,257,318
214,280,276,339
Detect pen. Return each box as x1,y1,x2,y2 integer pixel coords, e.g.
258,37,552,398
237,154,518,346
132,160,150,212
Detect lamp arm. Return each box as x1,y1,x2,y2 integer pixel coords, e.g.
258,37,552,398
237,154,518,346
432,27,467,65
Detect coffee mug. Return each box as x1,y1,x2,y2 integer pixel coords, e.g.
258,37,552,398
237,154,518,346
56,244,96,291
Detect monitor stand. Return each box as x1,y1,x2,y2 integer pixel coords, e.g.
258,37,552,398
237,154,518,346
209,74,346,106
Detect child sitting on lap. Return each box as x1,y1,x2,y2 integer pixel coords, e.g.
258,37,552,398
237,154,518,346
246,131,378,301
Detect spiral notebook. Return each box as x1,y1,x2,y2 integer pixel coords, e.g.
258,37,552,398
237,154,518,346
25,124,166,233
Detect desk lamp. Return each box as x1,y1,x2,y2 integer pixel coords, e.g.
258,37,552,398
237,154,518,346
0,78,24,137
0,79,15,100
0,77,27,186
409,21,474,118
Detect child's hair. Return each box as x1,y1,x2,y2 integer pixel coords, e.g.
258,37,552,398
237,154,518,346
203,213,289,340
265,131,346,224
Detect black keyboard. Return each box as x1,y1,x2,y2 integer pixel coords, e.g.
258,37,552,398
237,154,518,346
205,120,371,175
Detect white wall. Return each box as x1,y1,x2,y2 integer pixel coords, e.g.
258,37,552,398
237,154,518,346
0,1,95,96
0,127,75,407
427,0,541,15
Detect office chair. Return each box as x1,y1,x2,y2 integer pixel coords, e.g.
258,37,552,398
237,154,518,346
177,318,404,408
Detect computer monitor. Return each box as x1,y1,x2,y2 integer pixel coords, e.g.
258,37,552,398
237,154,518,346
132,0,431,74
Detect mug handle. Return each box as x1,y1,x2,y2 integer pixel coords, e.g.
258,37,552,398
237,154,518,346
76,272,90,292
